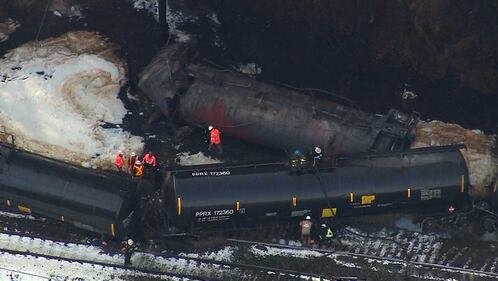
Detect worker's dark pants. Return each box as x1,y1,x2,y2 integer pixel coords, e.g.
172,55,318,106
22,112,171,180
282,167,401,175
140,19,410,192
131,176,142,183
209,143,223,155
144,164,154,177
301,233,311,246
319,235,333,245
124,251,132,266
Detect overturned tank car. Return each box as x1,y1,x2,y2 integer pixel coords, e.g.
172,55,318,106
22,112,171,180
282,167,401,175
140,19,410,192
138,44,419,155
0,143,138,238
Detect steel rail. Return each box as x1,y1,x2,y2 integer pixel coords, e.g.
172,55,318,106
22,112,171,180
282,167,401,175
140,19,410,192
0,231,331,280
136,251,344,281
228,238,498,279
0,247,209,281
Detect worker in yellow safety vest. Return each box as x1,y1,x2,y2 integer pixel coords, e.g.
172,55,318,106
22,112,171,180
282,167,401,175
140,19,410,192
132,160,144,179
319,222,334,244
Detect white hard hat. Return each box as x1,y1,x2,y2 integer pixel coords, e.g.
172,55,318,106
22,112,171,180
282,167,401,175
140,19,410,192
305,216,311,220
208,125,214,130
131,152,136,156
118,150,123,155
127,239,134,246
314,147,322,154
135,160,142,165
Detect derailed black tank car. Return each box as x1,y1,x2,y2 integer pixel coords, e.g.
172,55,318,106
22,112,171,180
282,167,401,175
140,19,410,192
0,143,137,238
164,145,469,231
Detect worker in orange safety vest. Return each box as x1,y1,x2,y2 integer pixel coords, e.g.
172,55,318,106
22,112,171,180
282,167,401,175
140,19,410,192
143,152,157,168
115,151,124,172
143,151,157,178
208,125,223,155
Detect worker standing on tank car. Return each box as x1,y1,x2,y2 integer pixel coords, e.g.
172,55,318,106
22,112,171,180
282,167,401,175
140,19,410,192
208,125,223,155
122,239,136,267
115,151,125,172
132,160,144,180
290,149,307,173
311,146,323,168
299,215,313,246
127,152,137,173
290,149,300,172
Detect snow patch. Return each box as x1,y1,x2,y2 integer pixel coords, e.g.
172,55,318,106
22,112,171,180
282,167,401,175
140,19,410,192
331,257,360,268
249,245,323,259
0,211,37,221
180,246,235,262
130,0,159,19
238,63,262,77
176,152,222,166
0,252,167,281
0,32,144,170
166,5,195,43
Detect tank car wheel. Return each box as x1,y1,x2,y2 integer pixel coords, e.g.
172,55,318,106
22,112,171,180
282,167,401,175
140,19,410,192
480,216,498,233
421,217,441,233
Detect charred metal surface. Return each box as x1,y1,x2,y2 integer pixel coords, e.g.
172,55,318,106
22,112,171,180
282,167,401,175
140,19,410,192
139,44,419,155
138,43,195,118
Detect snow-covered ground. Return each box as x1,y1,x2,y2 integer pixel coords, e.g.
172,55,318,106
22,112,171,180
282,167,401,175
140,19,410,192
412,121,498,196
0,31,144,170
0,252,171,281
0,232,238,280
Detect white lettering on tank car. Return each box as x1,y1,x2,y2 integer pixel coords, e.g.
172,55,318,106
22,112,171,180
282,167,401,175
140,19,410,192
209,170,231,176
195,211,212,217
213,209,234,216
421,189,442,201
195,209,235,222
191,171,208,177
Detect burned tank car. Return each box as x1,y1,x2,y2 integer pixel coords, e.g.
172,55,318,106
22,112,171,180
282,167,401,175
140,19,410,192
0,144,137,238
138,44,419,155
164,145,469,231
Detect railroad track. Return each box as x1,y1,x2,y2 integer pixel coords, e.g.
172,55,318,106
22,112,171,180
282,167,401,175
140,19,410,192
0,232,206,280
0,247,204,281
227,224,498,281
336,225,498,279
134,252,347,281
2,208,497,280
0,231,344,281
